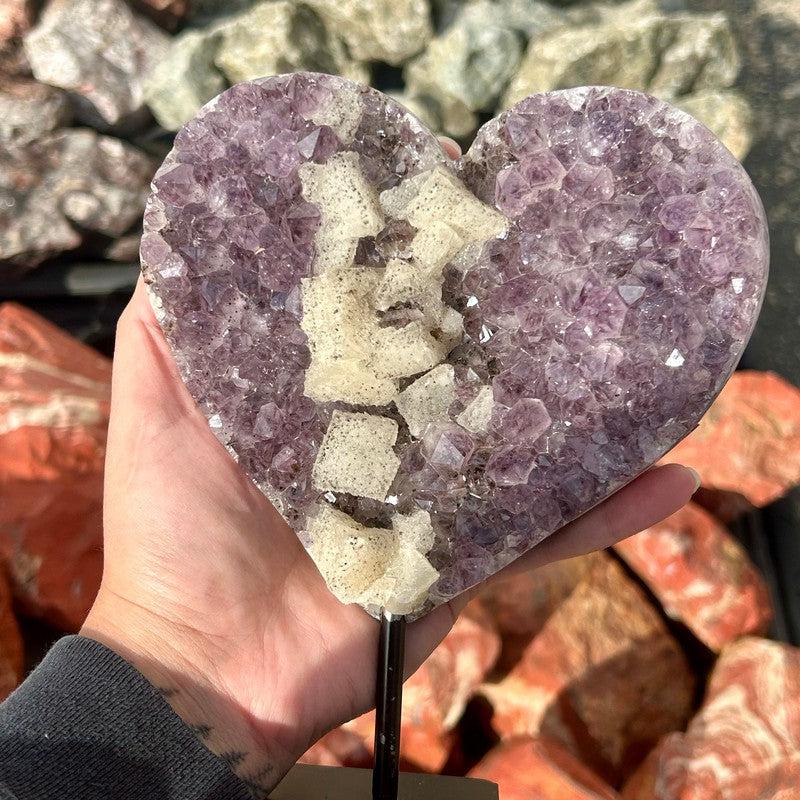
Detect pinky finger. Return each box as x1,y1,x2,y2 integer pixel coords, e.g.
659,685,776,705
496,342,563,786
493,463,699,580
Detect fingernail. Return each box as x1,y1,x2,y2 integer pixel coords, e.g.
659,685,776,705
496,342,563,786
686,467,701,492
439,136,461,159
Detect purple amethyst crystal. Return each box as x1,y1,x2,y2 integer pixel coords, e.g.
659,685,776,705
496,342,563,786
141,75,768,618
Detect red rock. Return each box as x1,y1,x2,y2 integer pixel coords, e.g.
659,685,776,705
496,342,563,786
0,569,23,700
469,737,620,800
341,603,501,773
477,552,602,670
615,503,772,651
481,553,695,787
665,371,800,516
0,303,109,630
622,637,800,800
0,0,32,74
0,0,32,45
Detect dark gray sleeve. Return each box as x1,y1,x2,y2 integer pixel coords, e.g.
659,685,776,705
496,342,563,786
0,636,252,800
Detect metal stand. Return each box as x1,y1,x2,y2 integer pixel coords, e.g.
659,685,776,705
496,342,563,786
270,608,497,799
372,611,406,800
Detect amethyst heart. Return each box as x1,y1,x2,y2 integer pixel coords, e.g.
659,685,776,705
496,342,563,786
140,73,768,618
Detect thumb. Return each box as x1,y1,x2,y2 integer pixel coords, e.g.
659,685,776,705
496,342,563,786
104,278,235,529
110,278,200,439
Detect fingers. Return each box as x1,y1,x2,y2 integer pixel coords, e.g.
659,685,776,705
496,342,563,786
404,599,461,679
406,463,698,671
496,463,700,580
439,136,462,160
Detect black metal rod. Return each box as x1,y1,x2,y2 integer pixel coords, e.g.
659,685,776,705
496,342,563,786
372,611,406,800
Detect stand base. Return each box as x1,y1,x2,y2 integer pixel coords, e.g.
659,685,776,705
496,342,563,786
269,765,498,799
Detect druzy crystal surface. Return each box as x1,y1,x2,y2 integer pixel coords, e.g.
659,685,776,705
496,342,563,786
140,74,768,617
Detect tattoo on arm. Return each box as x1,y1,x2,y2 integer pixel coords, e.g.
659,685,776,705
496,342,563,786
152,675,277,798
189,723,213,740
219,751,246,768
241,764,277,800
185,719,276,798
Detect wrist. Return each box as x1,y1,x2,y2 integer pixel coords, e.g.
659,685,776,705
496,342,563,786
81,587,296,796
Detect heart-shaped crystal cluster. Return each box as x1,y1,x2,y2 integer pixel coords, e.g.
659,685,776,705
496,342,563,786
141,73,768,618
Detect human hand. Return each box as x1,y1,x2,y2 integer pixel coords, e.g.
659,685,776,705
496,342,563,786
81,277,698,795
81,142,699,797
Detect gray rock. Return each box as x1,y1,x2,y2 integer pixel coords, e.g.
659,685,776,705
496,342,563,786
0,130,156,273
393,88,477,139
214,1,369,86
503,0,740,107
405,0,524,118
23,0,170,130
305,0,433,65
678,90,753,161
143,0,382,132
187,0,255,22
432,0,563,36
726,0,800,383
0,80,72,147
387,91,446,134
404,0,566,138
144,28,226,131
492,0,567,37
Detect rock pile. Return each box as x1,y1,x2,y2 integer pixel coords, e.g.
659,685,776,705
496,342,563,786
0,0,762,278
0,0,797,797
2,306,796,794
0,303,109,633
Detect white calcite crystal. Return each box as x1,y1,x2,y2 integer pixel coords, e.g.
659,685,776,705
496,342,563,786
299,152,383,274
300,266,395,405
296,153,508,410
312,410,400,501
380,164,509,253
373,258,440,318
308,506,399,600
371,322,450,379
456,385,495,433
308,80,365,141
300,264,454,405
392,509,436,554
407,221,465,274
308,505,438,615
395,364,457,438
360,544,439,616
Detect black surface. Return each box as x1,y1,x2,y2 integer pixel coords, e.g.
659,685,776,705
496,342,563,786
373,614,406,800
0,262,136,357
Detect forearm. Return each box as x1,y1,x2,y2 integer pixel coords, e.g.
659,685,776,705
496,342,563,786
0,636,254,800
80,590,302,798
79,628,281,799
